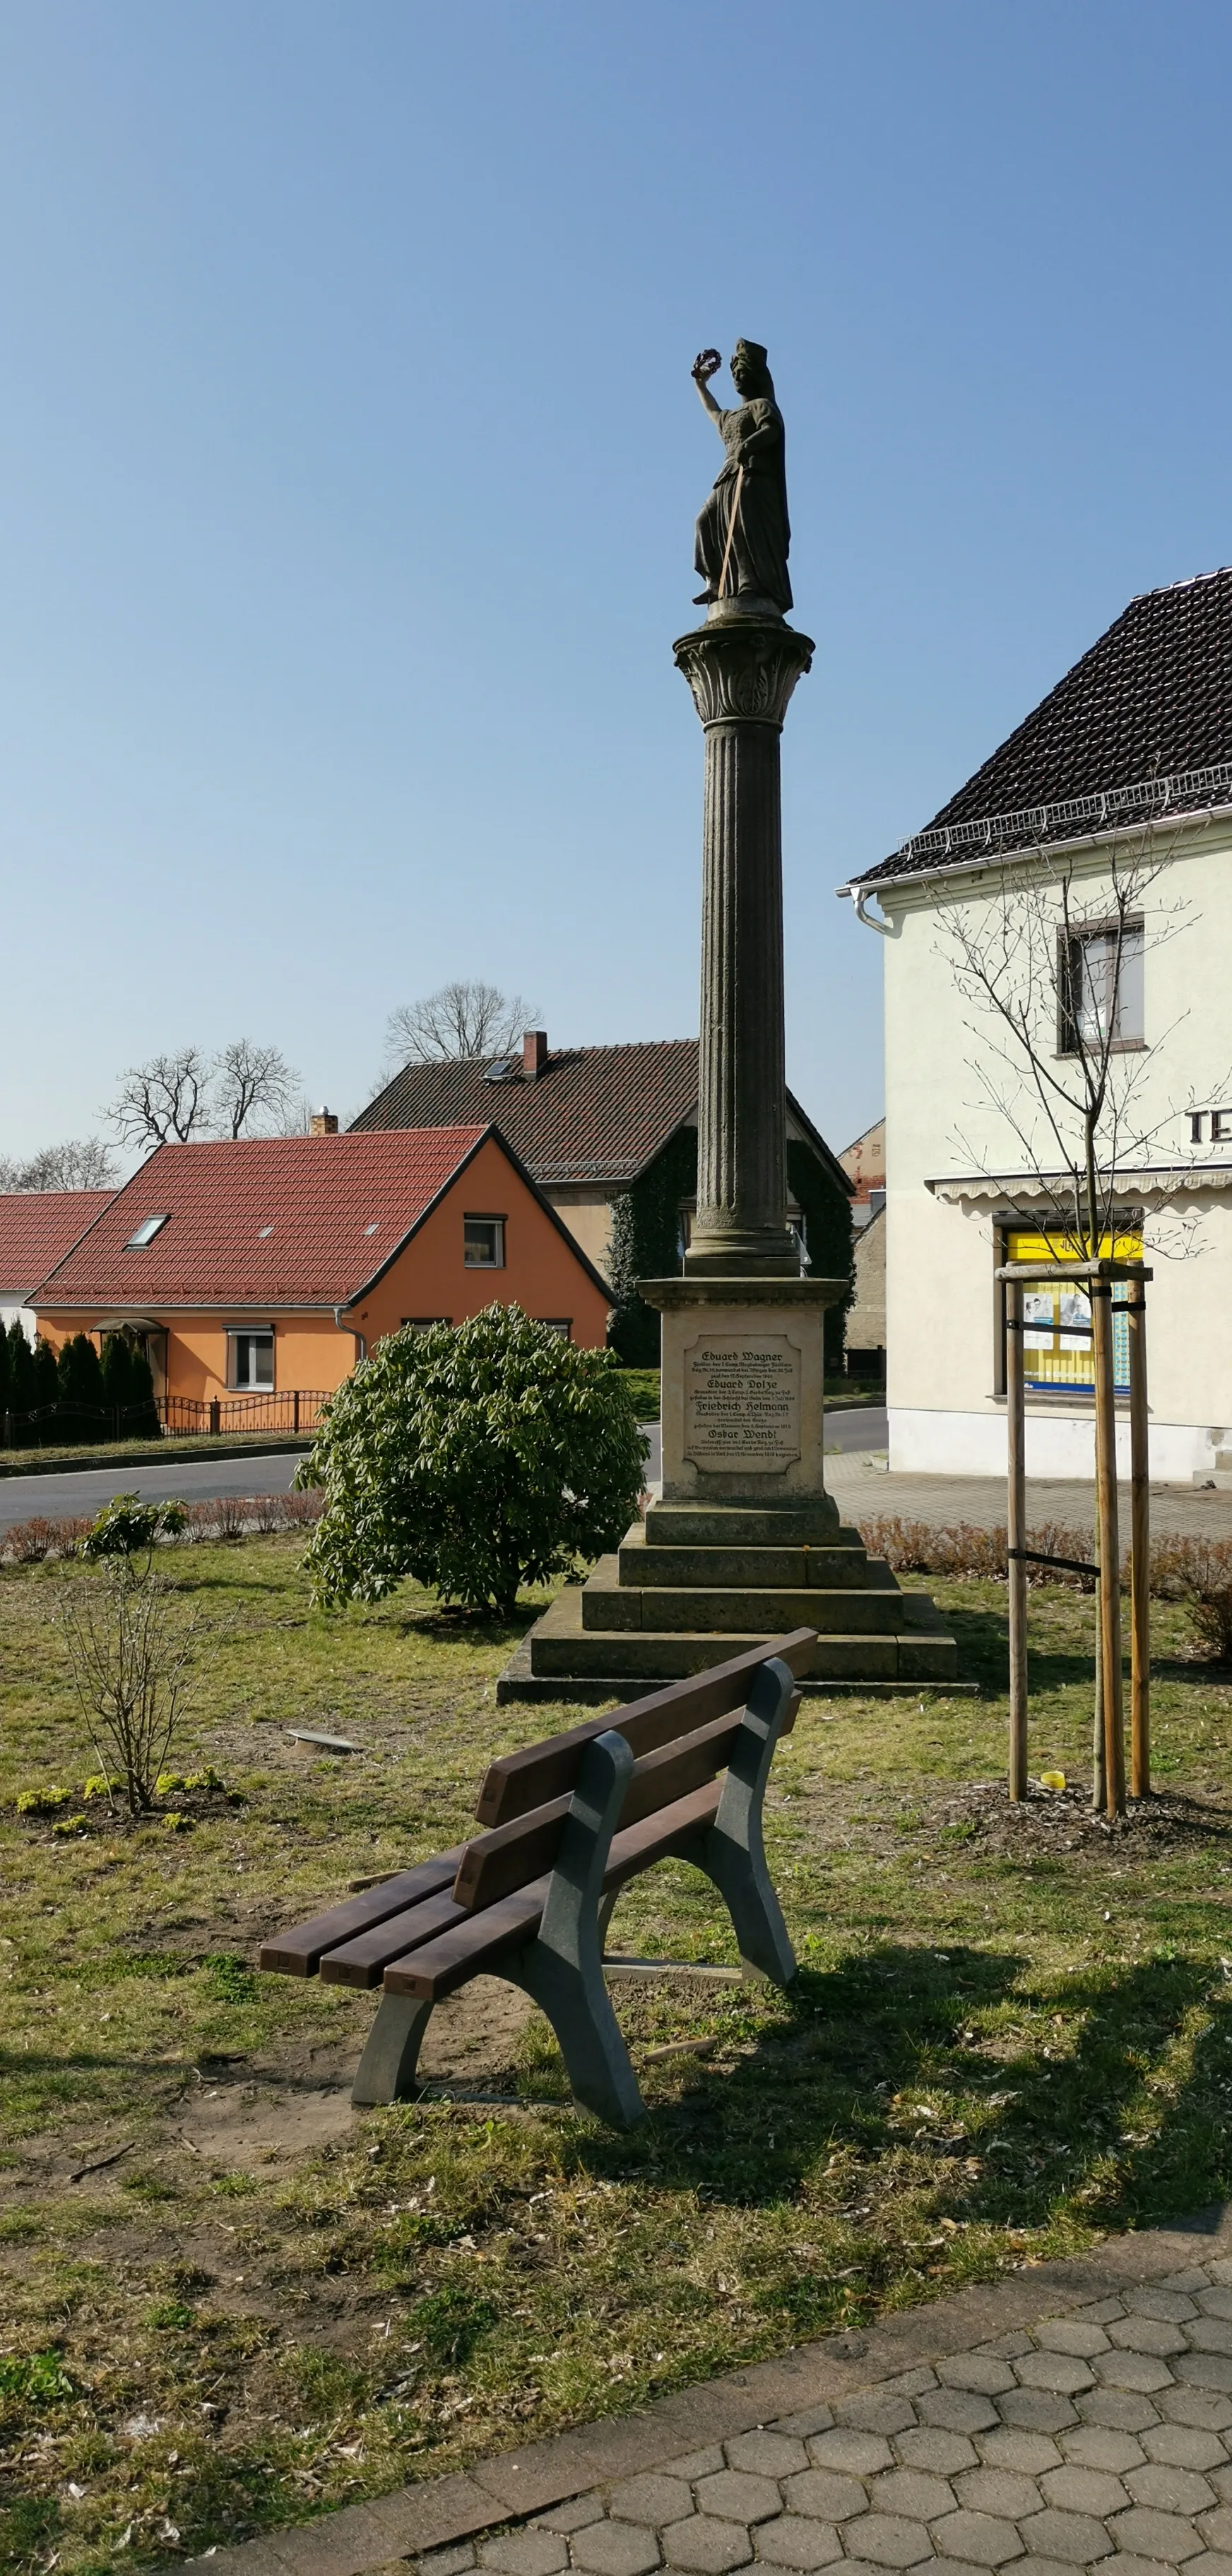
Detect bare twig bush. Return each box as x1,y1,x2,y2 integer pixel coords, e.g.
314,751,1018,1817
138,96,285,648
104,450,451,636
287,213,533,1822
7,1517,64,1565
859,1515,1094,1585
4,1484,321,1565
1154,1534,1232,1660
57,1556,215,1813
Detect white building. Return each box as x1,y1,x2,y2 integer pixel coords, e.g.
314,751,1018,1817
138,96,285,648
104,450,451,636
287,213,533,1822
843,567,1232,1485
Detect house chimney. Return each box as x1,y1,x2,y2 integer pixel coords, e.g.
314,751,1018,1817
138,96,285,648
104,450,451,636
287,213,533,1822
310,1107,339,1136
522,1030,548,1080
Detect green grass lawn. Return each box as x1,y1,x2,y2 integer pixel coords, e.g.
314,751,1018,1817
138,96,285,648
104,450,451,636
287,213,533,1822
3,1537,1232,2572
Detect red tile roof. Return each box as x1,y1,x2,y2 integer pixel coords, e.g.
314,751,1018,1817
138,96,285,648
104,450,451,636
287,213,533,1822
0,1191,114,1299
35,1131,498,1311
354,1039,850,1194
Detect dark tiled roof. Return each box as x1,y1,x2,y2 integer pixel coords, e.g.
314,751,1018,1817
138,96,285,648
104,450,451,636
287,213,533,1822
36,1131,494,1309
855,567,1232,887
0,1190,113,1297
353,1040,851,1195
354,1042,701,1186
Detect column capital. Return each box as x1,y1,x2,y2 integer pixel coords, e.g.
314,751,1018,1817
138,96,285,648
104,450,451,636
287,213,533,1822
673,616,815,729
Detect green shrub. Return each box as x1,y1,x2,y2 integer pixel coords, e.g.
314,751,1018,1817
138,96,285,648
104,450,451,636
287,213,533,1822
302,1304,648,1616
56,1332,105,1443
6,1320,37,1421
82,1492,189,1558
16,1785,71,1814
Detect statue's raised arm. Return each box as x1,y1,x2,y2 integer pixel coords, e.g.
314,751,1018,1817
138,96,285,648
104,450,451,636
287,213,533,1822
691,339,792,618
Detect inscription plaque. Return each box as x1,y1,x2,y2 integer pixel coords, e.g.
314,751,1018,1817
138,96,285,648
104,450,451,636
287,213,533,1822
683,1332,801,1472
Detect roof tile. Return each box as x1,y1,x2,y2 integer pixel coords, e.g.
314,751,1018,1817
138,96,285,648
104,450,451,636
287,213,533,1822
858,567,1232,885
36,1132,491,1310
0,1191,113,1299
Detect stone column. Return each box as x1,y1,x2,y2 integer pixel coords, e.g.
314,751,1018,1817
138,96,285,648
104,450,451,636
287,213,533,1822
673,609,815,1277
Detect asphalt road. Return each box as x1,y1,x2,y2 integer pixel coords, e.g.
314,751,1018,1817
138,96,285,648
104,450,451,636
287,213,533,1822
0,1449,307,1530
0,1408,889,1532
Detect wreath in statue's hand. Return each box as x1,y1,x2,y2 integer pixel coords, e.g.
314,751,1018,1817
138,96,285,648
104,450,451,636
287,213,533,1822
692,348,722,383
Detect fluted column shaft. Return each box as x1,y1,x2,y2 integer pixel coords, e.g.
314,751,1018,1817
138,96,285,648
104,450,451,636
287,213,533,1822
694,719,788,1264
673,614,815,1278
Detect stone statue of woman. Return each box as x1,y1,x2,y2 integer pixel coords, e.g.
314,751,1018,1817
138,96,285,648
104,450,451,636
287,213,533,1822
691,340,792,616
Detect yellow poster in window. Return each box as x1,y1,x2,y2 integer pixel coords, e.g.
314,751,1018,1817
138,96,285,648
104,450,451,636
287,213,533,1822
1006,1229,1142,1394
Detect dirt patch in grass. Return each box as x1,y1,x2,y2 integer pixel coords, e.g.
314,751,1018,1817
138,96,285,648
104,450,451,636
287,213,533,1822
913,1775,1232,1860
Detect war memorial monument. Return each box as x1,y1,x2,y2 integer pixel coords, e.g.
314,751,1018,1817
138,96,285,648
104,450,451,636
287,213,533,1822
508,344,956,1696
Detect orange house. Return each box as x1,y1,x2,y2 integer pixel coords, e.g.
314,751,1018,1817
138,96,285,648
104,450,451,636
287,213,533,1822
34,1126,612,1427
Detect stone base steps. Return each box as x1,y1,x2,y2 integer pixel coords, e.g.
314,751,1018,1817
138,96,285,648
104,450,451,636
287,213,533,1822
501,1578,961,1701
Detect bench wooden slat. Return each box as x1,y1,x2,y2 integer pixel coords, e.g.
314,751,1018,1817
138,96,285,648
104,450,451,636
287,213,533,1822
453,1691,799,1916
318,1890,468,1989
257,1847,466,1976
386,1778,724,2003
474,1630,816,1827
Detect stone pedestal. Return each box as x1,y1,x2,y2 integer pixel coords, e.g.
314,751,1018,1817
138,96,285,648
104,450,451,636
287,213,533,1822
648,1274,840,1515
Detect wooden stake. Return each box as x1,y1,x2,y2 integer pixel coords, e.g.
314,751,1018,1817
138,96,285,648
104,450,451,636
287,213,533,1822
1127,1286,1151,1798
1091,1279,1125,1817
1005,1277,1028,1801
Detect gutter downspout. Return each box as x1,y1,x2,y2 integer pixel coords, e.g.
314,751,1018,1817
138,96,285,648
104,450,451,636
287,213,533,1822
841,883,891,935
334,1304,366,1363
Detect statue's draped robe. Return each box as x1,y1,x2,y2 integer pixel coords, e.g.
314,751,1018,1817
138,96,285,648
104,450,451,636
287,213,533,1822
694,396,792,613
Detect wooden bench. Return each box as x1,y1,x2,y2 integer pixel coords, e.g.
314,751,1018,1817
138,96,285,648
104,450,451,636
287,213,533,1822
259,1628,816,2128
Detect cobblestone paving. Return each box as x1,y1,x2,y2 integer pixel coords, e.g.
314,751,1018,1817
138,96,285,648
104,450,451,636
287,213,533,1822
419,2258,1232,2576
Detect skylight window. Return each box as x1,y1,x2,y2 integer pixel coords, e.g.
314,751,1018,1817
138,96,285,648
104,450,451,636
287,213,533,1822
124,1214,170,1250
483,1058,516,1083
363,1222,379,1236
258,1224,274,1239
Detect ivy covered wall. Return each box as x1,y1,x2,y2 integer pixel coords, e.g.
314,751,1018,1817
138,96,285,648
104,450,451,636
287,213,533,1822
606,1127,853,1369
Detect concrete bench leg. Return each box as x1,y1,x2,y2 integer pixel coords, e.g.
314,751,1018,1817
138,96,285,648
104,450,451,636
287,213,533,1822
694,1655,798,1988
498,1729,646,2130
351,1992,434,2106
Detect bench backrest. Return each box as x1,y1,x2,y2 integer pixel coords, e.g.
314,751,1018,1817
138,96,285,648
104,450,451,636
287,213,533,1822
455,1630,815,1917
473,1628,817,1828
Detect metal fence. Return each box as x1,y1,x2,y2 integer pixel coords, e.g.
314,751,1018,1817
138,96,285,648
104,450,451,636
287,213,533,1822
0,1391,331,1450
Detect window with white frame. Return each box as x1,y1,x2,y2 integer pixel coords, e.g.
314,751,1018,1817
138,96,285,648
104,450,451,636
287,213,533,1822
463,1215,504,1268
538,1319,571,1338
1058,919,1144,1054
228,1330,274,1389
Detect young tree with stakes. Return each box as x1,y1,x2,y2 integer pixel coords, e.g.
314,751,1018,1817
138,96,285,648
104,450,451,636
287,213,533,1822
940,830,1192,1814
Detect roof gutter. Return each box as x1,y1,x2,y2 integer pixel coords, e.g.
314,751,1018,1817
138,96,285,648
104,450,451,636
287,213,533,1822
838,797,1231,912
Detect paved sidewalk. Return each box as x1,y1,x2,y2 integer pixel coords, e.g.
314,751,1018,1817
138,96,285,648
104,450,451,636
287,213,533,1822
176,2212,1232,2576
826,1454,1232,1542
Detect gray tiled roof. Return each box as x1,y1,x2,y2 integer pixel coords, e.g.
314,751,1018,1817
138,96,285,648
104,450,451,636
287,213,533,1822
855,567,1232,888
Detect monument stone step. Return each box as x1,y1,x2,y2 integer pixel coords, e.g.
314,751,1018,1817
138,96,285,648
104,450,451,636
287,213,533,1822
617,1530,895,1590
518,1581,959,1688
582,1562,913,1635
644,1499,849,1548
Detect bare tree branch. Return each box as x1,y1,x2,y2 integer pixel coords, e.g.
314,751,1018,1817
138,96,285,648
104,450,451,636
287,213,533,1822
936,823,1197,1256
104,1048,212,1150
382,981,540,1068
211,1038,301,1139
0,1136,117,1191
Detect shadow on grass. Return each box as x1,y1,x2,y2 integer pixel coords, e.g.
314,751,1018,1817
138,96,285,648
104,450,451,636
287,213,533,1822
572,1940,1232,2245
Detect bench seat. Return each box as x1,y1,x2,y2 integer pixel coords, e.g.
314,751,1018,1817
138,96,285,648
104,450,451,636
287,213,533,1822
259,1629,816,2126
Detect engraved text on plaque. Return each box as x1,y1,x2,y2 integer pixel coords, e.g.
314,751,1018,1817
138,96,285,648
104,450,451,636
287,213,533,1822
683,1333,801,1472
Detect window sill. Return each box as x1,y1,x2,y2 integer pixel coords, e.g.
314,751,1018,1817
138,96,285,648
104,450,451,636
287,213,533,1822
990,1389,1131,1412
1055,1038,1147,1058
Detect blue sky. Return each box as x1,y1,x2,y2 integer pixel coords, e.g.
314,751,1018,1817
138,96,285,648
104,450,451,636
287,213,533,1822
4,1,1231,1162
